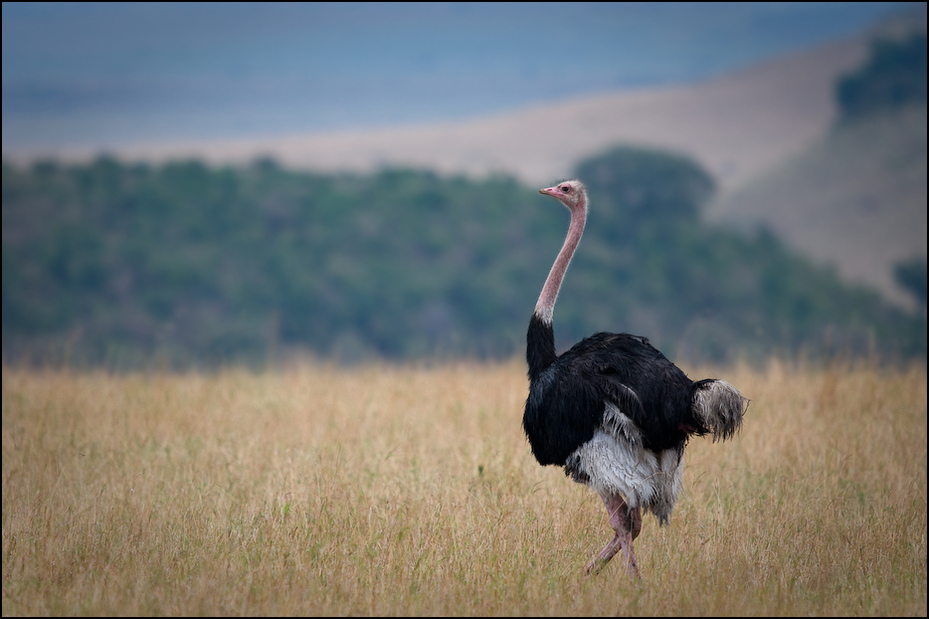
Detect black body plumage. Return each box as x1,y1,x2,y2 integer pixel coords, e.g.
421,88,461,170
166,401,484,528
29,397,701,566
523,313,710,468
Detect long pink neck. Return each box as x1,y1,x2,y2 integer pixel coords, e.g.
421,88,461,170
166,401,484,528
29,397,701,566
534,194,587,324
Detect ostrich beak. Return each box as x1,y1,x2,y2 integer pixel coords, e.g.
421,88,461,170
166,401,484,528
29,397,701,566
539,186,558,197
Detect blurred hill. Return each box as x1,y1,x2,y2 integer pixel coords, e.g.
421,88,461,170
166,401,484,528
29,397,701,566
10,32,873,191
707,28,927,310
8,8,925,311
706,103,926,310
3,6,926,368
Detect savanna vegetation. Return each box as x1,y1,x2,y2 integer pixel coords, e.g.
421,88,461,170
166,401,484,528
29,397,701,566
2,360,926,615
3,146,924,369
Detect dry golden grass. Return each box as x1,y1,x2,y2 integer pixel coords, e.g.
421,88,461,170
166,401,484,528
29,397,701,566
2,358,926,615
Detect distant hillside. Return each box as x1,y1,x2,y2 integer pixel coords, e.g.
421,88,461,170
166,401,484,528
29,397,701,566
706,28,927,310
5,7,925,314
3,19,879,192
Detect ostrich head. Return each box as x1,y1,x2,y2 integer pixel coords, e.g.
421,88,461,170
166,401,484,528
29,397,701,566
539,180,587,210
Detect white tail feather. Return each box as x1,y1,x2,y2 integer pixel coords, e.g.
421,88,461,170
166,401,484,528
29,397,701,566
692,380,746,442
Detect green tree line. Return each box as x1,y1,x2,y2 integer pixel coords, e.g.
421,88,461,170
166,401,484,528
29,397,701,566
836,31,927,123
2,148,924,369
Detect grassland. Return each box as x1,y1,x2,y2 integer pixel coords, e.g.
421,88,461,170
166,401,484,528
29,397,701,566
2,358,926,615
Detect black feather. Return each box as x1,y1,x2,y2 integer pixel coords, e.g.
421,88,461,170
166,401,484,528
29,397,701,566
523,319,708,466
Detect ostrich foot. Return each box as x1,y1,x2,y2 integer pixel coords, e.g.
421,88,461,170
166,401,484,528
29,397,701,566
585,533,622,574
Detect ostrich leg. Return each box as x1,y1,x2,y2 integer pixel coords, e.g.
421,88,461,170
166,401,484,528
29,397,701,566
585,494,642,577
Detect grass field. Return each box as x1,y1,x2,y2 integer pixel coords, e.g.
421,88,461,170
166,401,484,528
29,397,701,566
2,358,926,615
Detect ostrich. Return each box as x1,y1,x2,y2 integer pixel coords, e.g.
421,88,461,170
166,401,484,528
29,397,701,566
523,180,746,577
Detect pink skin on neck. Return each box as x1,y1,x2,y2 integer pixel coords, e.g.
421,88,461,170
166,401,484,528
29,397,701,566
534,185,587,324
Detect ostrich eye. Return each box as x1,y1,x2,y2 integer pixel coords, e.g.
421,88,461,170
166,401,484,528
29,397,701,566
561,186,571,192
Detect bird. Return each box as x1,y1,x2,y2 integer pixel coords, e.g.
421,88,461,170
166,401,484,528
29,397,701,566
523,179,746,577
